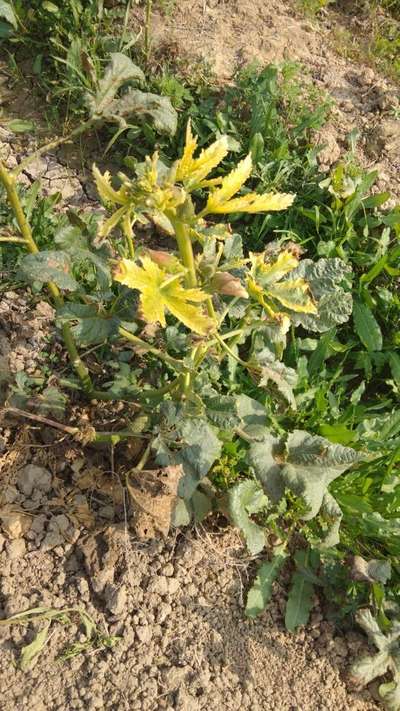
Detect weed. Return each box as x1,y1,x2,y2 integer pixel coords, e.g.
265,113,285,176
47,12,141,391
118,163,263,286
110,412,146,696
0,606,120,669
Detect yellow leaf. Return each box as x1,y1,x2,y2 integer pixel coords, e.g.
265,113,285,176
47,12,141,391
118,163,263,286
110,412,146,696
208,191,295,214
206,154,252,213
114,256,214,335
175,121,229,189
93,165,128,206
98,205,130,238
248,250,316,316
175,121,198,180
247,278,275,316
251,250,299,284
268,278,317,314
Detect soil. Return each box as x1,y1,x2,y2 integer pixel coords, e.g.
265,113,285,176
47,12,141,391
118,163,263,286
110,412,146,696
0,0,398,709
136,0,400,198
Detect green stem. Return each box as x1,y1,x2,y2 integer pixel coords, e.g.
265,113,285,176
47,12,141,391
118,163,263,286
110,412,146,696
118,326,182,369
0,160,94,395
214,332,259,373
171,218,197,287
206,296,216,320
93,429,145,444
11,119,95,178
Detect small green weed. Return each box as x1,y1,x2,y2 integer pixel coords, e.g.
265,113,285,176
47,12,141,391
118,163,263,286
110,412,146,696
0,606,120,670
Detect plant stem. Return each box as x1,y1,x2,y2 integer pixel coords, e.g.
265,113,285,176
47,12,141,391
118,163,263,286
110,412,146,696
214,332,259,373
172,218,197,287
144,0,153,61
11,119,95,178
0,160,94,395
2,407,146,445
118,326,182,369
0,236,28,244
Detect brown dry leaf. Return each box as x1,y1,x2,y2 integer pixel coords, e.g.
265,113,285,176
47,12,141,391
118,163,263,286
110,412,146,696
69,498,96,530
76,467,124,505
127,465,183,539
0,506,32,539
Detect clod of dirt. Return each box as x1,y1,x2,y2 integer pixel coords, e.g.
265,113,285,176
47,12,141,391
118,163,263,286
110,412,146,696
0,509,32,539
314,126,342,169
366,118,400,157
17,464,52,497
104,583,127,616
127,465,182,539
79,526,125,594
6,538,26,559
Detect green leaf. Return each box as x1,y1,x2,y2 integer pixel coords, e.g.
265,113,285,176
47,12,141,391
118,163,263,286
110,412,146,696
282,430,364,520
42,1,60,12
154,418,221,501
351,556,392,585
285,550,315,632
245,548,287,618
0,19,13,37
7,119,35,133
191,489,213,523
249,433,284,502
20,622,51,670
237,394,266,427
380,673,400,711
319,423,356,446
355,608,390,653
353,300,383,352
389,352,400,388
318,492,343,548
228,480,268,555
204,395,241,429
171,498,191,527
223,233,244,261
87,53,145,117
258,351,297,409
288,258,353,333
18,251,78,291
177,419,221,498
36,386,67,418
57,303,119,345
0,0,17,29
250,430,364,521
351,610,400,710
351,650,391,687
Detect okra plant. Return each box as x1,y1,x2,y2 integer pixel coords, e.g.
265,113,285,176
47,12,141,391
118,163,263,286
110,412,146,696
1,120,358,629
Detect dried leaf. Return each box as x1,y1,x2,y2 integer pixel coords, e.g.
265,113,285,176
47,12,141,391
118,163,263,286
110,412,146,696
127,465,183,539
351,556,392,584
103,88,177,136
87,53,145,117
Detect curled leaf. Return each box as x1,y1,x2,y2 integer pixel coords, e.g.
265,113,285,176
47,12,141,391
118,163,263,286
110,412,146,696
228,480,268,555
211,271,248,298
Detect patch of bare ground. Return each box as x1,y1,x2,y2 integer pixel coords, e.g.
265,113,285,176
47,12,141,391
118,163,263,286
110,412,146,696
130,0,400,199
